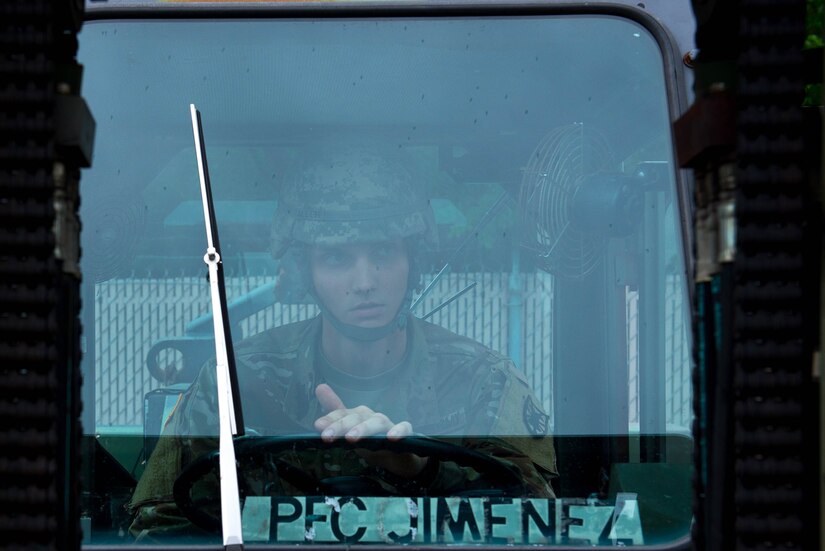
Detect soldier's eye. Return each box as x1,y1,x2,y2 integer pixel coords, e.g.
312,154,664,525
315,249,349,268
321,252,347,267
371,244,400,263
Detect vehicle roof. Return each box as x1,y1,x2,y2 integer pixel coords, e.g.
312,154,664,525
84,0,696,60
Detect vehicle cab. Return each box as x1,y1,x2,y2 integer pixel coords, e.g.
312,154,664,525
77,0,697,548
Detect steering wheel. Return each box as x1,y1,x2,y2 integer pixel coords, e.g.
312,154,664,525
173,434,526,533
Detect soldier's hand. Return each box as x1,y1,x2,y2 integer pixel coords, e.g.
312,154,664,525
313,383,428,478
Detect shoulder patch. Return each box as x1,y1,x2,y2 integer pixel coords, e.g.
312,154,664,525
523,396,549,436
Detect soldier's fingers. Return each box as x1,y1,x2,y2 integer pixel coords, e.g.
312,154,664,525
318,408,378,441
386,421,413,441
344,413,394,442
315,404,371,430
315,383,346,413
314,408,351,433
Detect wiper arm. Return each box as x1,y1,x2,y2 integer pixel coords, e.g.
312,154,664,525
190,104,245,550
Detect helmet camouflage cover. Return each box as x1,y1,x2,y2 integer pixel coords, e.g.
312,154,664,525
271,149,438,258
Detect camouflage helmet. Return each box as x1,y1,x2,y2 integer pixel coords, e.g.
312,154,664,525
271,149,438,259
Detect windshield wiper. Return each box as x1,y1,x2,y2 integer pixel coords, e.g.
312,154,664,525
190,104,246,550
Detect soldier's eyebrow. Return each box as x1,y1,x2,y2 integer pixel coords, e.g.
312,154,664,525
311,245,351,259
312,245,339,254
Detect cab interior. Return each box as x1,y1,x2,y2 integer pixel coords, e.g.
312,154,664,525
77,9,694,547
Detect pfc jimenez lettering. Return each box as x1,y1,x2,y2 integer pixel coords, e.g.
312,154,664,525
240,496,644,545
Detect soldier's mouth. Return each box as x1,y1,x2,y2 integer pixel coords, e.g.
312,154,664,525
350,302,385,319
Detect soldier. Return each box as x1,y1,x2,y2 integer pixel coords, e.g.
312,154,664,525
127,148,557,541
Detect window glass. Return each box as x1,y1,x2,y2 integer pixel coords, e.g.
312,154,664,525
77,15,692,547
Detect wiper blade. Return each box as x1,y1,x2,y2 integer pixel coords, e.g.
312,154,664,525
190,104,245,550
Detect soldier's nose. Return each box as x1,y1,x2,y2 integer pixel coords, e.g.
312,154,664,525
351,257,378,293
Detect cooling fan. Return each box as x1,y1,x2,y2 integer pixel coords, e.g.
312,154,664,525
519,123,641,279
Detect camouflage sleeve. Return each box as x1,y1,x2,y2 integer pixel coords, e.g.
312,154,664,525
426,357,557,498
424,438,556,498
128,495,215,543
126,361,221,541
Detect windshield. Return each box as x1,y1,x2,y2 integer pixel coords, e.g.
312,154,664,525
77,13,692,548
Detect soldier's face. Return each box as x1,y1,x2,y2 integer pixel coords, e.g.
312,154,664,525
310,239,410,328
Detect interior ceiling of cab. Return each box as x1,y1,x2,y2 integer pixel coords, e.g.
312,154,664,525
85,17,663,157
79,14,671,270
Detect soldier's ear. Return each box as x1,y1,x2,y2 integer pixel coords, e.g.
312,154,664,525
405,243,425,293
274,247,312,304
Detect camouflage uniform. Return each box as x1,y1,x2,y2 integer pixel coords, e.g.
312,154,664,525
128,315,557,541
127,148,557,541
